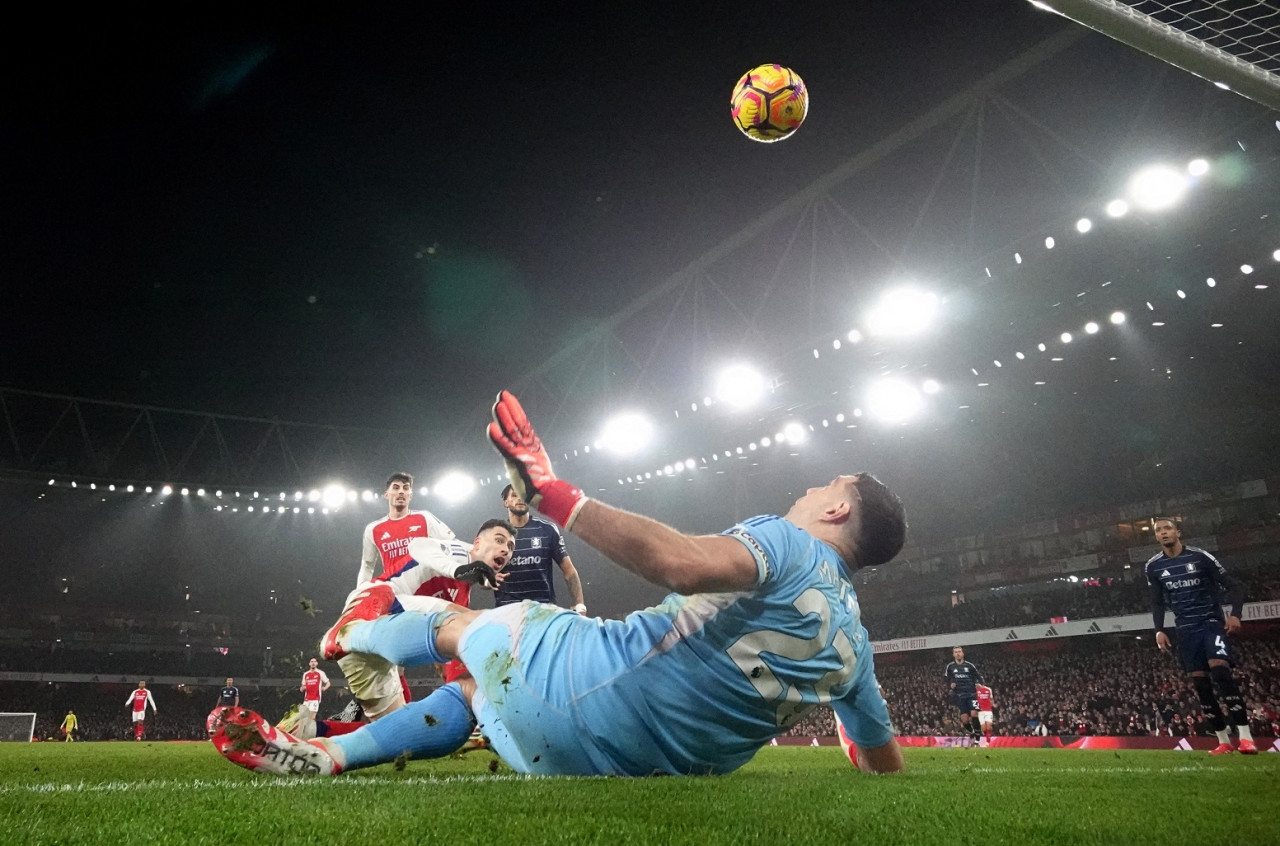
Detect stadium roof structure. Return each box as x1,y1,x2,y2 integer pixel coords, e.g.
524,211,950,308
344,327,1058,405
4,6,1279,543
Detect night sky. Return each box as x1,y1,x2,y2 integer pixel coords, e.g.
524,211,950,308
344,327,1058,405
5,3,1279,620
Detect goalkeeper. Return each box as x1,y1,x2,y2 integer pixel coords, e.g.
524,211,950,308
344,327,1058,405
214,391,907,777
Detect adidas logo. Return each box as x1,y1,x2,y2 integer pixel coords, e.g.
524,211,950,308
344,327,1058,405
1005,630,1019,640
1161,570,1171,577
381,532,391,540
1087,622,1101,633
1044,626,1059,637
1175,738,1193,751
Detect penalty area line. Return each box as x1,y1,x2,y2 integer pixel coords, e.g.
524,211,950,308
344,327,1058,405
0,774,522,796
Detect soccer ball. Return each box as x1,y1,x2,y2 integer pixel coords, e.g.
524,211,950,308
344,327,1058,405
730,64,808,143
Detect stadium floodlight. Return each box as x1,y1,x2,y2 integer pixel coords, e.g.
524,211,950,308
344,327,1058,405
180,488,189,496
1061,332,1073,343
196,488,205,496
1075,218,1092,234
1110,311,1126,325
1273,249,1280,262
922,378,941,394
361,490,375,502
1187,158,1210,176
598,412,655,456
865,287,939,338
434,472,477,505
1127,165,1188,211
321,484,346,510
714,364,766,410
1105,199,1129,218
865,379,924,424
782,422,807,444
307,489,320,502
1241,264,1254,274
846,329,863,343
1085,322,1099,334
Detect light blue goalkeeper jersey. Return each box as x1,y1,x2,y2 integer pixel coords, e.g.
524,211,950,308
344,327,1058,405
467,514,893,775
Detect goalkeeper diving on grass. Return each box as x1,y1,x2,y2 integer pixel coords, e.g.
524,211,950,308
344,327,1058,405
211,390,908,776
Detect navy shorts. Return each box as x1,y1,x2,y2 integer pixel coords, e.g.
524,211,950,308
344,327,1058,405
1175,625,1233,674
954,693,979,713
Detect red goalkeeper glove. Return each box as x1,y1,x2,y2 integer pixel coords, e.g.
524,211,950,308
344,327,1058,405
486,390,588,529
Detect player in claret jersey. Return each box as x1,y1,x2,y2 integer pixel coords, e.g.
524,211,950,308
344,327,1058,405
1146,517,1257,755
126,680,156,740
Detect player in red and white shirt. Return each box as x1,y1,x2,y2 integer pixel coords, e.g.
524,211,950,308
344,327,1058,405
125,680,157,741
356,471,461,594
301,658,331,713
976,683,995,743
277,473,510,741
347,472,467,721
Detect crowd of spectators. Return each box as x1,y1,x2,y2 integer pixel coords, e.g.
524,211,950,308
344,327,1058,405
785,636,1280,739
862,572,1280,641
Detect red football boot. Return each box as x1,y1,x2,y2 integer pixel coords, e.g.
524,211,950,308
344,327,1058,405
1209,742,1235,755
1237,738,1259,755
319,583,396,660
212,707,340,776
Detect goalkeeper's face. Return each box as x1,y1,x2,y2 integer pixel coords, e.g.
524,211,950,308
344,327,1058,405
473,526,516,572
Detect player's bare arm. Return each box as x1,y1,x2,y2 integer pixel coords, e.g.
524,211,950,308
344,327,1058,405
558,557,587,612
487,389,757,594
569,501,759,594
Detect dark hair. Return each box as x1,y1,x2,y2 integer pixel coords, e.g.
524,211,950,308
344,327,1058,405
1151,516,1181,531
500,484,515,501
385,472,413,490
477,518,516,538
852,474,907,570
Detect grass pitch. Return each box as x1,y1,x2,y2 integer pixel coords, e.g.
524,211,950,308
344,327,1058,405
0,742,1276,845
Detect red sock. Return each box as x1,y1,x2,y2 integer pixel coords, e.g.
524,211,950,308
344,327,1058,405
399,674,413,704
316,720,364,738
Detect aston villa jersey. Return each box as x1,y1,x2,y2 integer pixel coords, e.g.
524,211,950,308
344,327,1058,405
1145,546,1233,632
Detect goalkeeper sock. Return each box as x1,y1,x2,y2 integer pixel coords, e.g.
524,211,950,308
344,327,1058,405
330,683,474,770
343,611,453,667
